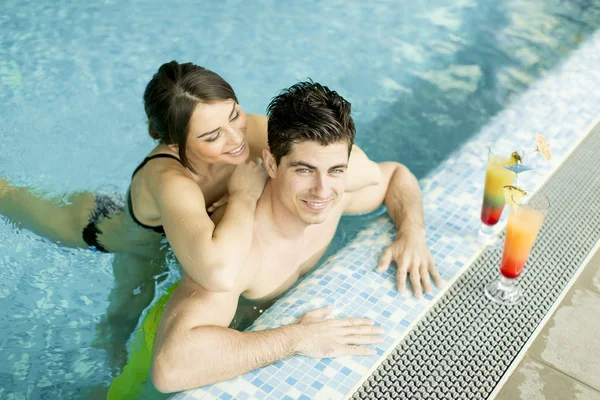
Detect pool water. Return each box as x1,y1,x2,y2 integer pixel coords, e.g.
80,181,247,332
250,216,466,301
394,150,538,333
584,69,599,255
1,0,598,398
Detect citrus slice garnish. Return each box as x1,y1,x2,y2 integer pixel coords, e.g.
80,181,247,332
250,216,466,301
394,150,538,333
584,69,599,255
504,185,527,206
509,151,523,165
536,133,552,160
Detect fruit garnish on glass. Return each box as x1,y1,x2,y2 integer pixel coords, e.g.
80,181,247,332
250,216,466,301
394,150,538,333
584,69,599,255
505,150,531,174
510,151,523,165
503,185,527,207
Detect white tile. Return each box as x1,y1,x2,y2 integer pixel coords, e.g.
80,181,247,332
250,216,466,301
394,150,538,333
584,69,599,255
313,385,344,400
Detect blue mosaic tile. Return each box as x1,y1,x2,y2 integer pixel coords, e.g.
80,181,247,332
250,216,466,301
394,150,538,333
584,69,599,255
261,383,274,393
314,362,326,372
172,30,600,400
321,358,333,365
284,376,297,386
251,377,264,387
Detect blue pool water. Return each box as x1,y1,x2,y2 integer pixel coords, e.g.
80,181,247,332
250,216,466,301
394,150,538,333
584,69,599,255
1,0,598,398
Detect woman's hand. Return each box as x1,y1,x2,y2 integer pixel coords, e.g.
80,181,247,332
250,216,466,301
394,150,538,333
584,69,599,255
227,158,268,201
207,194,229,213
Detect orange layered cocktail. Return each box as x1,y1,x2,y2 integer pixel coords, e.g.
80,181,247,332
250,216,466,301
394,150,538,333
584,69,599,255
485,188,550,305
500,200,545,279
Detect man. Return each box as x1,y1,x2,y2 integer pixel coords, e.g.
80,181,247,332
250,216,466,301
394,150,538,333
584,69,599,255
149,81,442,393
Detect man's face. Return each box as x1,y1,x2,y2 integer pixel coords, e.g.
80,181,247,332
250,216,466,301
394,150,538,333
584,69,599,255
272,141,349,225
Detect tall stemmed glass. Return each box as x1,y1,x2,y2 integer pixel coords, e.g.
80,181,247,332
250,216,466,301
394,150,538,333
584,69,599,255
485,190,550,304
477,143,522,247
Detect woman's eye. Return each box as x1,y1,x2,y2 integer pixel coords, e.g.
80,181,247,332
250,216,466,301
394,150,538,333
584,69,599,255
206,132,221,142
230,111,239,121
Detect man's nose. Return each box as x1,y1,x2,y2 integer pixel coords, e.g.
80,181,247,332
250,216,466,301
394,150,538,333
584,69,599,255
311,174,330,198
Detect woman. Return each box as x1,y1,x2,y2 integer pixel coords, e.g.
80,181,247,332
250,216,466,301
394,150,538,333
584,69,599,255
0,61,380,370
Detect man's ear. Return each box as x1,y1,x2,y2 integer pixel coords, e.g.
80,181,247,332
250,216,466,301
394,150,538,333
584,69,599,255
262,148,278,179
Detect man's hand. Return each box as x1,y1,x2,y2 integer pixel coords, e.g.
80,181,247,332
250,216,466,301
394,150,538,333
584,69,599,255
377,228,443,298
293,306,384,358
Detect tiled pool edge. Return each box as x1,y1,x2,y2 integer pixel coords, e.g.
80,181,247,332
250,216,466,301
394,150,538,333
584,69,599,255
172,30,600,400
344,112,600,400
348,120,600,400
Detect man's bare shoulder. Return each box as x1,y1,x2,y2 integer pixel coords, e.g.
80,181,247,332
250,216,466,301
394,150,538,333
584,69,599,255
161,276,241,332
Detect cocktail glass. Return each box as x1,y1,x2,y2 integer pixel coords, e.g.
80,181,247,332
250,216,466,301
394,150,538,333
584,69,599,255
476,143,522,247
485,190,550,305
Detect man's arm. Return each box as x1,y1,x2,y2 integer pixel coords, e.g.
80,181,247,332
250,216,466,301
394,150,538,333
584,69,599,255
346,145,382,192
151,279,292,392
345,162,442,297
152,278,383,393
153,323,298,392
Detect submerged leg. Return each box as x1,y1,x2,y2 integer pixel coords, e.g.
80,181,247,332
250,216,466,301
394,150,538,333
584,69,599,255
0,177,94,248
93,250,168,374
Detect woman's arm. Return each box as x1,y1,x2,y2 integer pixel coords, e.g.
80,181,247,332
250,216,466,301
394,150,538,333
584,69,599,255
154,165,266,292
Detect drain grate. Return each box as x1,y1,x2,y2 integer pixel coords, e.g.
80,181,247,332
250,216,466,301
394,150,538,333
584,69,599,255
351,125,600,400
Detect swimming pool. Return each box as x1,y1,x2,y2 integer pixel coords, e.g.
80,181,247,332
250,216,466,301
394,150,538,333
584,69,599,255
1,0,598,398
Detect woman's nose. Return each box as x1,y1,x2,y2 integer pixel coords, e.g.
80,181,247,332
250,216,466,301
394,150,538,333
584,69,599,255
227,126,244,143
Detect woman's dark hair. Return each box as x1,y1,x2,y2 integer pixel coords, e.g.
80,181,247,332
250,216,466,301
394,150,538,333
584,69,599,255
144,61,238,171
266,80,355,165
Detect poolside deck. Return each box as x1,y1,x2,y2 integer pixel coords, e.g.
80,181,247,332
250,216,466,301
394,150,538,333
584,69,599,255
495,245,600,399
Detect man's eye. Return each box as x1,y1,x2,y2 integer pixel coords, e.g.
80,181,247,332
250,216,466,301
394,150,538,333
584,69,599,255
297,168,310,173
206,132,221,142
331,169,344,174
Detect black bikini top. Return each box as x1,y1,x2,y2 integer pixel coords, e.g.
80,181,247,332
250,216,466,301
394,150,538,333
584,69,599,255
126,154,183,234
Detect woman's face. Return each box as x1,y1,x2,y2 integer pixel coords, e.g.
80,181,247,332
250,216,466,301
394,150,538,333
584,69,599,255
184,99,250,165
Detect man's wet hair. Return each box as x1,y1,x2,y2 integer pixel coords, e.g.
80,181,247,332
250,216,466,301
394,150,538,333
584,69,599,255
266,80,356,164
